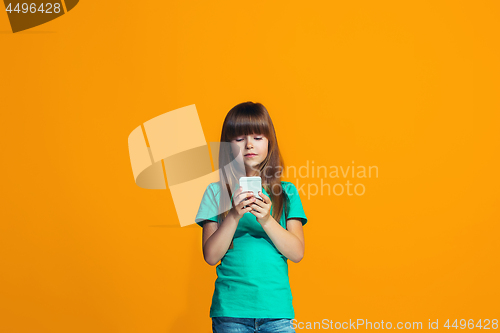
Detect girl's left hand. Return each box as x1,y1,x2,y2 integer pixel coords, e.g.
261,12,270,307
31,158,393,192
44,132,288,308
250,191,272,225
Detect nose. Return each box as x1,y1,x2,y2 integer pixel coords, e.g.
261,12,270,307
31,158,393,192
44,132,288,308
246,138,254,149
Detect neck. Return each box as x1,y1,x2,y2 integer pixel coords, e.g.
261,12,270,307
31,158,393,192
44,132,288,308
245,166,260,177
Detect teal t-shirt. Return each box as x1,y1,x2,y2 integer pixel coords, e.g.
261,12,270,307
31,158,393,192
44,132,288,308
195,181,308,319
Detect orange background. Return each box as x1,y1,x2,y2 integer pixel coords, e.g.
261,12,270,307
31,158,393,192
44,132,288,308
1,1,499,332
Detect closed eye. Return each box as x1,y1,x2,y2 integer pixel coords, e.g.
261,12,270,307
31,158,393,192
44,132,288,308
235,136,263,142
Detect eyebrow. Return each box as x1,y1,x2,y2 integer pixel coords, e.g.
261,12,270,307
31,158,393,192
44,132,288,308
235,134,263,137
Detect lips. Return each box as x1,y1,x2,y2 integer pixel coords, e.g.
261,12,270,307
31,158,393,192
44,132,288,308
244,154,257,157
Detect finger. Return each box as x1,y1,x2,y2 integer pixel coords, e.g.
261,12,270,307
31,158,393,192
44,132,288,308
240,205,254,215
234,190,253,197
256,193,271,207
236,197,254,210
235,187,253,198
234,190,254,205
250,197,265,208
231,187,242,205
239,196,256,208
258,191,270,204
236,190,254,199
249,203,264,213
233,187,244,199
249,209,262,218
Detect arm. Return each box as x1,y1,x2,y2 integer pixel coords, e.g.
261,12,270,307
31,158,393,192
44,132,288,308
201,188,256,266
261,217,305,263
249,190,306,263
201,211,239,266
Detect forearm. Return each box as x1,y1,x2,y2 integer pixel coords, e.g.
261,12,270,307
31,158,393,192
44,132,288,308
203,211,239,266
261,217,304,263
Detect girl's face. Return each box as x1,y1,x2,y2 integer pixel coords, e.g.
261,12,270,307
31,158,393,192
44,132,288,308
231,133,269,176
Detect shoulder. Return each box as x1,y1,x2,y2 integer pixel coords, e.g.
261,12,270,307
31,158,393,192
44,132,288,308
207,181,219,190
206,181,224,196
280,181,298,193
280,181,302,201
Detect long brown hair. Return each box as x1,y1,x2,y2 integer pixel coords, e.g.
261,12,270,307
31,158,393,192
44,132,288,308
217,102,286,224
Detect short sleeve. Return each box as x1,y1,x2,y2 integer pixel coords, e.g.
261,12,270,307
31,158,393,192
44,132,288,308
284,182,308,226
195,183,219,227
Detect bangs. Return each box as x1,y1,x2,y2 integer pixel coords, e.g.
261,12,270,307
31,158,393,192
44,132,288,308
225,106,271,140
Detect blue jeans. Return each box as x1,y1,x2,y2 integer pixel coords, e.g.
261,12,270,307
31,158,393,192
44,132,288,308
212,317,296,333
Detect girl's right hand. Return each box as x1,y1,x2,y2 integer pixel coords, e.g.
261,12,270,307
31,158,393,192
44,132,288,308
231,186,256,220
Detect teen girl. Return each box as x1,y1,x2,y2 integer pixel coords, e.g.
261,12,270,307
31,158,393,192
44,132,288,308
195,102,308,333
